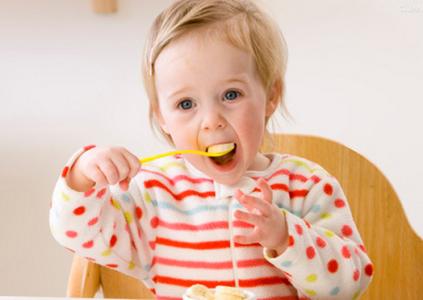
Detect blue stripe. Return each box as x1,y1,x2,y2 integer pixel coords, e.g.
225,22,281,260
151,199,229,215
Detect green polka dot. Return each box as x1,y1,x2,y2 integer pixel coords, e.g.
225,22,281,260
143,191,152,203
124,211,133,224
128,261,135,270
101,248,112,256
306,273,318,282
305,289,317,296
352,291,361,300
61,192,70,201
324,229,335,237
111,198,121,210
281,260,292,267
320,212,332,219
330,287,340,295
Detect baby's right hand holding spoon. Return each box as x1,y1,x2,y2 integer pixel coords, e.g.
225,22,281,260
66,146,141,192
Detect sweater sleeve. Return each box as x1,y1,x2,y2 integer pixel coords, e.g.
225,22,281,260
49,146,156,280
264,168,374,299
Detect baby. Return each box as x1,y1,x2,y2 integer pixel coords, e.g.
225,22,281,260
50,0,373,299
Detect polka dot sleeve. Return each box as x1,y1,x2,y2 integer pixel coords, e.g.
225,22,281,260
49,146,156,281
264,175,374,299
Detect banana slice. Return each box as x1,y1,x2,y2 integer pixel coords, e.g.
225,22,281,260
207,143,235,154
186,284,215,300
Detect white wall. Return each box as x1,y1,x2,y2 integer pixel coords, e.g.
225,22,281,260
0,0,421,296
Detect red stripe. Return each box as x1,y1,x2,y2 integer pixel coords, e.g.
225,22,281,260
142,169,213,186
155,237,260,250
157,219,253,231
289,190,309,198
153,275,289,288
144,179,215,201
152,256,269,269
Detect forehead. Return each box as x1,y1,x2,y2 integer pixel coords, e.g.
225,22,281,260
154,32,257,92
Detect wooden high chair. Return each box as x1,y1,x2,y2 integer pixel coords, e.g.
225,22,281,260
67,134,423,299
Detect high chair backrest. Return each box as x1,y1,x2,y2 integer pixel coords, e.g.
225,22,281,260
262,134,423,300
67,134,422,299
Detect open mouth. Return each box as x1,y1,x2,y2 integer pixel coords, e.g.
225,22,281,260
207,143,237,165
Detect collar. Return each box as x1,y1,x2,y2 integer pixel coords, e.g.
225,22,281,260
185,153,283,198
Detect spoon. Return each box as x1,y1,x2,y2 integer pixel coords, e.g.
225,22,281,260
139,143,235,164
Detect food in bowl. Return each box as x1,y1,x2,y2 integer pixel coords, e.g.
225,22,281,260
184,284,255,300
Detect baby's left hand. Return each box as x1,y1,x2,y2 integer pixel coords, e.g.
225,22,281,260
234,178,288,255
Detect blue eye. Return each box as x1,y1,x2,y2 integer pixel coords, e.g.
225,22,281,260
178,99,193,110
224,90,240,101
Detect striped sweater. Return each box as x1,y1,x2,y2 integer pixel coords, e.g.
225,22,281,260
50,147,373,300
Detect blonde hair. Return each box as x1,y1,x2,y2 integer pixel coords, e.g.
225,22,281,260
142,0,288,145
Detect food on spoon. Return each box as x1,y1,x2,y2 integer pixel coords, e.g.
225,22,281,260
207,143,235,154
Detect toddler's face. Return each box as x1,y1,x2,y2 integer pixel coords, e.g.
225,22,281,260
154,32,275,185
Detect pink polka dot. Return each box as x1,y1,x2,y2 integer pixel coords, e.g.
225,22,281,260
316,236,327,248
83,145,96,151
88,217,98,226
84,188,95,197
82,240,94,248
149,241,156,250
295,224,303,235
304,220,311,229
135,206,143,219
96,188,107,198
61,166,69,178
106,264,118,268
288,235,295,247
327,259,338,273
324,183,333,195
334,199,345,208
353,269,360,281
342,245,351,258
306,246,316,259
359,244,367,253
365,263,374,276
66,230,77,238
73,206,85,216
150,216,159,228
342,225,353,237
109,235,117,248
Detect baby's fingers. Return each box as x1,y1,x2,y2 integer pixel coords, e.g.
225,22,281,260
120,148,141,178
234,230,260,245
85,165,108,188
234,209,264,227
98,159,121,185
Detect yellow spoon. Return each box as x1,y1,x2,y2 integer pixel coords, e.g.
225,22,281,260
139,143,235,164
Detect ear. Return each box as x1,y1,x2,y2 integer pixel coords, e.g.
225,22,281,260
265,78,282,117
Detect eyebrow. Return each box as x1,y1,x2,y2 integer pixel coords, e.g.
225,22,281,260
165,73,250,99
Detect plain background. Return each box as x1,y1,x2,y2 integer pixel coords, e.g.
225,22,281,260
0,0,422,296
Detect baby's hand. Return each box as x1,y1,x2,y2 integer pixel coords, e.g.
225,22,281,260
67,146,141,192
234,178,288,255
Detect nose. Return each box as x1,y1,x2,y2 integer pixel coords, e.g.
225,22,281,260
201,106,227,131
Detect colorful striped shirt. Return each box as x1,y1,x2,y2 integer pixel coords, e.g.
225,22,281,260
50,147,373,300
